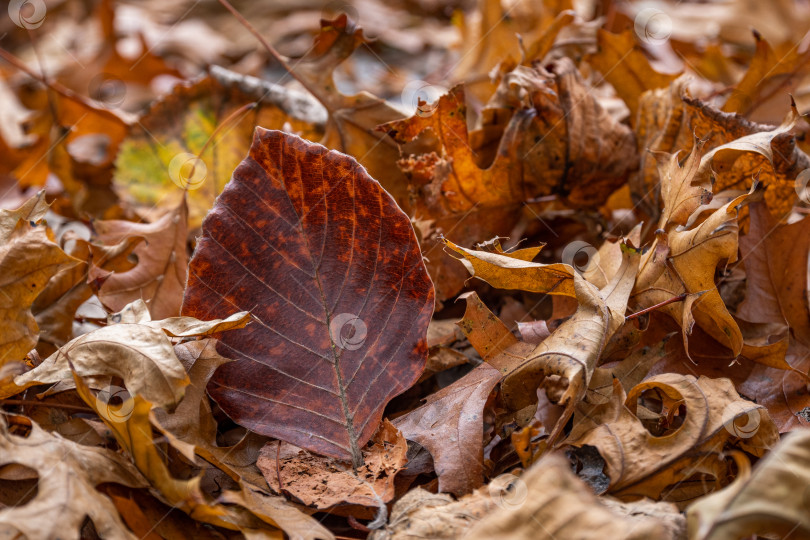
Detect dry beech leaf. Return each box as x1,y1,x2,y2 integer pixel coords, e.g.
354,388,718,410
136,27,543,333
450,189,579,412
566,373,779,502
0,415,146,540
89,200,189,319
738,201,810,347
181,129,434,467
687,429,810,539
0,192,79,365
258,419,408,509
465,454,684,540
394,362,501,495
587,29,679,118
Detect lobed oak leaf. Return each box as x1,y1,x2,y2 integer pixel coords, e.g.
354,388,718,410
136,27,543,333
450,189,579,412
381,60,637,300
632,190,755,358
181,129,434,467
0,415,146,540
89,200,189,319
394,362,501,494
0,192,80,366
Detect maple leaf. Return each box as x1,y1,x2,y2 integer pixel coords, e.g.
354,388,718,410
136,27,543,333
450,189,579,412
182,129,434,467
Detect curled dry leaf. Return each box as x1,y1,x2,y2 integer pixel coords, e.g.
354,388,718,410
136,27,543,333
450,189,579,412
0,415,146,540
181,129,434,467
394,362,502,495
71,369,306,537
444,239,575,298
465,454,685,540
632,190,753,357
687,429,810,539
258,419,408,509
492,247,638,443
0,192,79,365
12,314,190,406
633,83,810,220
566,373,779,502
89,200,189,319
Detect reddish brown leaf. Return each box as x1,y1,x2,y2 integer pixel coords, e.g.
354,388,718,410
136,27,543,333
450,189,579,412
394,363,501,495
181,129,434,466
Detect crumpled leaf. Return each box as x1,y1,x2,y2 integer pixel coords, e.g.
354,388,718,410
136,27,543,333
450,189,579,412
0,192,79,365
566,373,779,502
633,83,810,220
12,313,190,407
259,419,408,509
89,200,189,319
687,429,810,539
0,414,146,540
394,362,501,495
482,246,639,444
465,454,684,539
738,201,810,347
381,59,636,301
181,129,434,466
114,66,324,226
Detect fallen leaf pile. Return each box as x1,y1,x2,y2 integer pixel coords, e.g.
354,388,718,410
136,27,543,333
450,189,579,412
2,0,810,538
